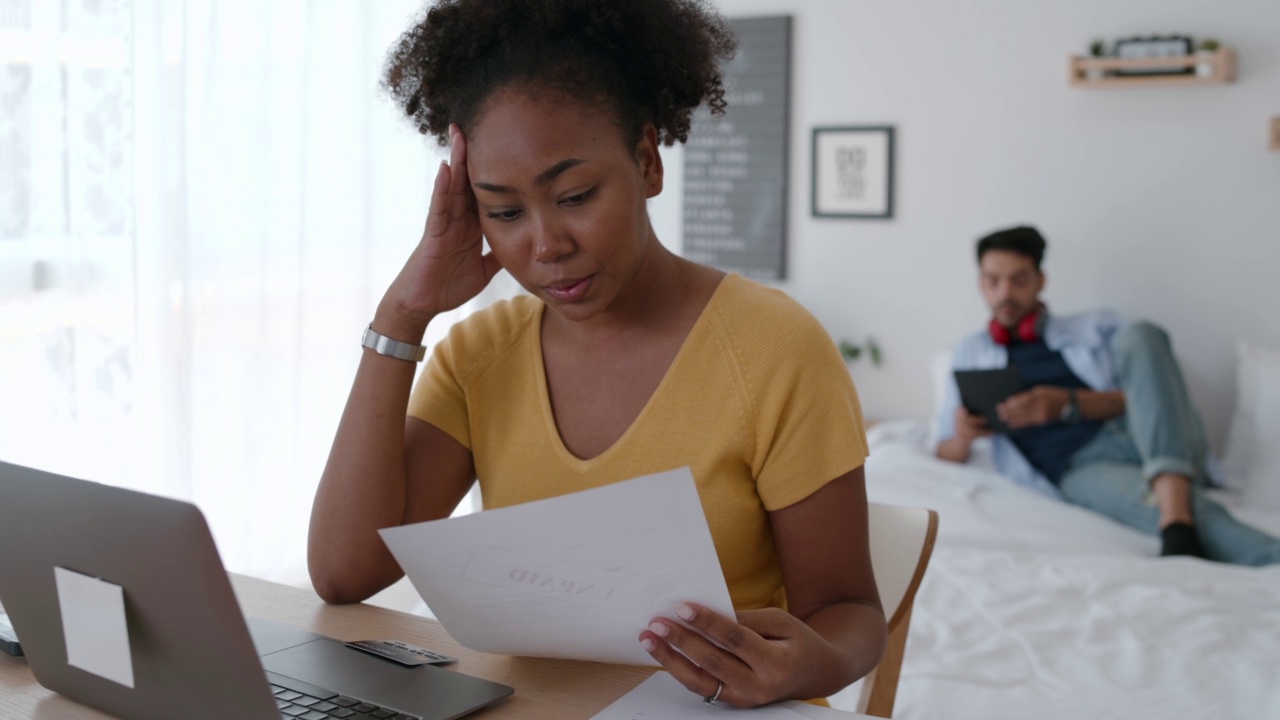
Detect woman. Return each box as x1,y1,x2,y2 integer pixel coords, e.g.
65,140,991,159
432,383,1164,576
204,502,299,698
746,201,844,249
308,0,885,707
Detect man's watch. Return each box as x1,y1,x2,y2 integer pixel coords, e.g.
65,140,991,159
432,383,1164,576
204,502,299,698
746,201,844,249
361,324,428,362
1060,388,1083,425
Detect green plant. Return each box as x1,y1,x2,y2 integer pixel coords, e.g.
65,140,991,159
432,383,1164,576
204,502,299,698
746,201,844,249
1198,38,1220,52
839,338,882,367
1089,38,1107,57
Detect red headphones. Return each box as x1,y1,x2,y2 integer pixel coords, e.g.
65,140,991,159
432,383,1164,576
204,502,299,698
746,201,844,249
989,307,1046,346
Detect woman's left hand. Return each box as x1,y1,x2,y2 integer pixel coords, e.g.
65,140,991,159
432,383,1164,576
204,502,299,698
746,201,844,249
639,602,841,708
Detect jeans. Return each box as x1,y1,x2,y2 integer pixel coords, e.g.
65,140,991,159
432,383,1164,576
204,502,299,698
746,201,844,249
1058,322,1280,566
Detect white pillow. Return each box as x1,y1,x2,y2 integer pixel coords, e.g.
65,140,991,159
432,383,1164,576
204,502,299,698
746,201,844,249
926,350,952,450
930,350,953,425
1222,341,1280,509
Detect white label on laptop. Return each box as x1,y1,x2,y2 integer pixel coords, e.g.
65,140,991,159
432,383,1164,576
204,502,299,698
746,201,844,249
54,567,135,688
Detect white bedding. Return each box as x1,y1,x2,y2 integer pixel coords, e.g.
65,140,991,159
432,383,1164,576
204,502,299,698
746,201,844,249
829,421,1280,719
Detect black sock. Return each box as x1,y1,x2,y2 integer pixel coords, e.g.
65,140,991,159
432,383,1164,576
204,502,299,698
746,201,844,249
1160,522,1207,558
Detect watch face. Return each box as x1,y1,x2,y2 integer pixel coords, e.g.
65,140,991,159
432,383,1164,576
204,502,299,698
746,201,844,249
1060,392,1081,424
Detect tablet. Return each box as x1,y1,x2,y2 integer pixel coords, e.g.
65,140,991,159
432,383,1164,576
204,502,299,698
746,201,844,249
953,367,1024,434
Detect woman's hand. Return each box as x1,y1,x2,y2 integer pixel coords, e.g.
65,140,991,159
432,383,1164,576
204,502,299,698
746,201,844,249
377,124,502,339
639,603,845,708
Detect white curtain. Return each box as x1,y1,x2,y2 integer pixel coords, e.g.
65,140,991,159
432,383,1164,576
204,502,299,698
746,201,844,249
1,0,138,481
0,0,510,585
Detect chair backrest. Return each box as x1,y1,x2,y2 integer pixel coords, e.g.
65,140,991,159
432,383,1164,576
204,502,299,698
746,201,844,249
856,503,939,718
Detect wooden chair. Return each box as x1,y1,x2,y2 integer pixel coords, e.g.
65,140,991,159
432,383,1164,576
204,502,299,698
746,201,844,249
856,503,939,718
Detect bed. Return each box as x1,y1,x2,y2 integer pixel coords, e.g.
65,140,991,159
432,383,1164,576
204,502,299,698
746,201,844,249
827,419,1280,719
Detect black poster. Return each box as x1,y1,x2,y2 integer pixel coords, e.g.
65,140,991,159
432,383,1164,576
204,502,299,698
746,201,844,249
682,16,791,280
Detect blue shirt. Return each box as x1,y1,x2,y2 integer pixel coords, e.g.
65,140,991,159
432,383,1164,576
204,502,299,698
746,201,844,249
934,309,1124,498
1005,339,1104,483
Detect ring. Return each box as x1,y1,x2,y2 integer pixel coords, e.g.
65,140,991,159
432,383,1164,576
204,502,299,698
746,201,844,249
703,680,724,706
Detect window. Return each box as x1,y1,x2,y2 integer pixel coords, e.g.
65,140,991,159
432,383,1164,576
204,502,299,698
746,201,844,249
0,0,137,485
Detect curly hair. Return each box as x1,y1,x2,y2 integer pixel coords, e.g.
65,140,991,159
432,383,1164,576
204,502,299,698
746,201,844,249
382,0,737,149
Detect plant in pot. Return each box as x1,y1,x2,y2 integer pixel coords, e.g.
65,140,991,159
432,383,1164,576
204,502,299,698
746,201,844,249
1196,38,1220,77
1086,39,1108,81
839,337,882,368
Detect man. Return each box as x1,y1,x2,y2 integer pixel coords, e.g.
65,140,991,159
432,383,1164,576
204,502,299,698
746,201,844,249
934,225,1279,565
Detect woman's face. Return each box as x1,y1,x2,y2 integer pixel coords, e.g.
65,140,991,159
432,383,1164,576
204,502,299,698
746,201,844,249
465,88,664,323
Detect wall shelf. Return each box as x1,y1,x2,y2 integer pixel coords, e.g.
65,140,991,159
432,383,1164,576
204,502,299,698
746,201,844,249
1069,48,1236,88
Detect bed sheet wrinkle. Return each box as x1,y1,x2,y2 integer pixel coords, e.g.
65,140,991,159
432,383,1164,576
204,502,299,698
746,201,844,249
892,547,1280,718
910,552,1036,687
865,440,1156,557
843,420,1280,720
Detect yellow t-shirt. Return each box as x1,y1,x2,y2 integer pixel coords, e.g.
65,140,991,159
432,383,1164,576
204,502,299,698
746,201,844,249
407,273,868,612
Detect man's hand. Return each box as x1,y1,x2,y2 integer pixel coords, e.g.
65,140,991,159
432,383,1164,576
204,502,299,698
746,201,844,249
954,407,993,443
937,407,992,463
997,385,1070,430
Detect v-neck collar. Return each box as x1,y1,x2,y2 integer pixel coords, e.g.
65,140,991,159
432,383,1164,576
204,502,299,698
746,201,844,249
532,274,736,468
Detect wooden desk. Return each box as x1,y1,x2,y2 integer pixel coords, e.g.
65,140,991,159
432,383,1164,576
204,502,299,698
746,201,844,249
1,574,653,719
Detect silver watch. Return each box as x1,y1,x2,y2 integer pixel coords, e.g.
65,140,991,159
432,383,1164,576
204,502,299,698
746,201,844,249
361,324,427,362
1059,388,1083,425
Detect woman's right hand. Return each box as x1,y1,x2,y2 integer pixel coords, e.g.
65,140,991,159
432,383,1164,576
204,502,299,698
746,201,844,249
377,124,501,340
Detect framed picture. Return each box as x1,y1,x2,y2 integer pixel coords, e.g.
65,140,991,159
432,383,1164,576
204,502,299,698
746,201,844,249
811,126,895,219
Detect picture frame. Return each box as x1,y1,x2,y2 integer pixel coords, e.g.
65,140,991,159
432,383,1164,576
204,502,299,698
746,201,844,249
811,126,895,219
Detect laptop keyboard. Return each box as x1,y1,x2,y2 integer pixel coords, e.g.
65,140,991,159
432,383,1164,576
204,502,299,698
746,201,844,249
270,672,421,720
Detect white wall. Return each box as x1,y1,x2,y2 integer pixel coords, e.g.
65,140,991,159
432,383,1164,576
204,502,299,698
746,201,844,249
650,0,1280,449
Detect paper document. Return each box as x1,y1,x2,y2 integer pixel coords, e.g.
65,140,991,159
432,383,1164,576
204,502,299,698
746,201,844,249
783,702,875,719
379,467,735,665
592,672,874,719
592,672,840,719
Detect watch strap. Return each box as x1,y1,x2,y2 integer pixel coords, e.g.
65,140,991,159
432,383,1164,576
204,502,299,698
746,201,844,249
361,324,427,363
1060,388,1082,424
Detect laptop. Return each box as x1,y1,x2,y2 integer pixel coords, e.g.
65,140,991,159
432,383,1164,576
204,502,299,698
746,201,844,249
0,460,513,720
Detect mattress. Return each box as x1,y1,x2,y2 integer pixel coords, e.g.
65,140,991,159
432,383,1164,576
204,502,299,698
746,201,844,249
828,421,1280,719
